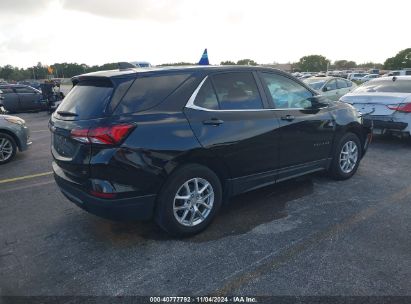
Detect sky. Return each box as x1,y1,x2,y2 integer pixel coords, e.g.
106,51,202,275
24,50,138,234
0,0,409,68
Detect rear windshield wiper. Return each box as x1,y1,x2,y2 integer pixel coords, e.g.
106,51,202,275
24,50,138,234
57,111,78,117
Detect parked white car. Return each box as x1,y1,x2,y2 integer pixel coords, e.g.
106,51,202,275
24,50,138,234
383,70,411,77
304,77,357,101
340,76,411,136
347,73,369,81
360,74,380,83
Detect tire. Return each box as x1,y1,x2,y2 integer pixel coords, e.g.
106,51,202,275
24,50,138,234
0,133,17,165
329,132,362,180
155,164,222,237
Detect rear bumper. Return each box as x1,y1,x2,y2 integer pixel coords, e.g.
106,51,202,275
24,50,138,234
53,167,156,221
363,118,408,131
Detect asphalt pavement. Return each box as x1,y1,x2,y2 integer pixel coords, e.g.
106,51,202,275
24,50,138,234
0,112,410,297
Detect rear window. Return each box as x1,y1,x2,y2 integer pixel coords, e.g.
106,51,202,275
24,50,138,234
354,79,411,93
114,74,190,114
56,82,113,120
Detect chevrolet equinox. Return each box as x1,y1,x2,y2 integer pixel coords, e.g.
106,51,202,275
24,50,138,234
50,66,372,236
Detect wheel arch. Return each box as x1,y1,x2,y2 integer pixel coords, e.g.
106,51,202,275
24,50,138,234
344,122,369,155
0,128,21,151
164,150,232,200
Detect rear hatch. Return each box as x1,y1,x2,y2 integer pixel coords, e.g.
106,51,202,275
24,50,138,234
50,71,192,185
341,92,411,116
50,77,121,183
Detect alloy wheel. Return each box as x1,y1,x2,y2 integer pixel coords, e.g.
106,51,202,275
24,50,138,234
339,140,358,174
0,137,13,162
173,177,214,227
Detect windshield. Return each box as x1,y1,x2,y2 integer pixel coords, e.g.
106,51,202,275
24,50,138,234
353,79,411,93
304,79,326,90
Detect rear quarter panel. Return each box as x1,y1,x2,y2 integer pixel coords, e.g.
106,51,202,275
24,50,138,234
89,111,202,196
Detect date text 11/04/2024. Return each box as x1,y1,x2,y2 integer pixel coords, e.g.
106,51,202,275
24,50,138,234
149,297,257,303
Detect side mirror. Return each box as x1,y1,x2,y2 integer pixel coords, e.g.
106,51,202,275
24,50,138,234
322,87,328,92
309,95,329,109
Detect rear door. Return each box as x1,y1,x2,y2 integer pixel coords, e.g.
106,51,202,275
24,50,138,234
184,71,281,187
336,78,350,99
258,72,335,180
324,79,339,101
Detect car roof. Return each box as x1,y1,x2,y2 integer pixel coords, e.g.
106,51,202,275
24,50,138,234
306,76,347,81
0,84,28,88
72,65,287,81
371,76,411,81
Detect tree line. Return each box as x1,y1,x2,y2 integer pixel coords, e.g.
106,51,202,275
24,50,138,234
0,62,118,82
1,49,410,81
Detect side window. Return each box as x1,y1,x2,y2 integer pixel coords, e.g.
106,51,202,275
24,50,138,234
115,73,190,114
406,71,411,76
193,79,219,110
15,87,35,94
325,80,337,91
211,72,263,110
260,73,313,109
337,79,347,89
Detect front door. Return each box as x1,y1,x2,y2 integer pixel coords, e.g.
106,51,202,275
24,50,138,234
184,72,281,192
14,86,41,111
258,72,335,180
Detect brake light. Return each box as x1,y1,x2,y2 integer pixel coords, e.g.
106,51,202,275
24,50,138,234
70,124,135,145
387,103,411,113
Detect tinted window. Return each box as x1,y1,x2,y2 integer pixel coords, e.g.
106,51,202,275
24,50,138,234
406,71,411,75
354,79,411,93
211,72,263,110
115,74,189,114
57,82,113,119
260,73,313,109
325,80,337,91
194,79,219,110
337,79,348,89
15,87,35,94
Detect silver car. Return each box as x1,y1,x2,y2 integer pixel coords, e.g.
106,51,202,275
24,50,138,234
0,114,31,164
340,76,411,137
304,77,357,101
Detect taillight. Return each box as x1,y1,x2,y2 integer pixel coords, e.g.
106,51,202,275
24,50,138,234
70,129,89,143
90,190,117,199
70,124,135,145
387,103,411,113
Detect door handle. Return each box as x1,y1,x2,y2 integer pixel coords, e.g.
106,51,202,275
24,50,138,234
203,118,224,126
280,115,295,121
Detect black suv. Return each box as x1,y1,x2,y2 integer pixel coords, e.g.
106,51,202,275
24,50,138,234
50,66,372,236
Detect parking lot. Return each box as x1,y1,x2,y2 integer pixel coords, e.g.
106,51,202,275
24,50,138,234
0,112,410,296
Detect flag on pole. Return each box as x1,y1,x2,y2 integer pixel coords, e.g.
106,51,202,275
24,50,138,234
198,49,209,65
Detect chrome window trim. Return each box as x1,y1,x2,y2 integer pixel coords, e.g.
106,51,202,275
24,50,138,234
185,76,307,112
